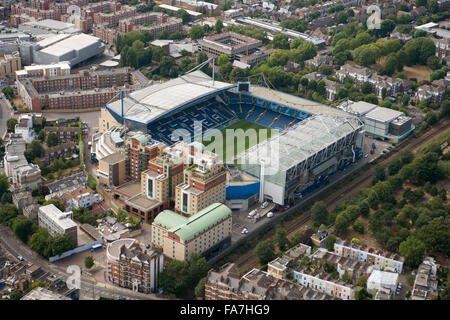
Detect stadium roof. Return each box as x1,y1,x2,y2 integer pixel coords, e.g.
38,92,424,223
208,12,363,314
236,115,362,174
246,86,350,118
106,70,235,125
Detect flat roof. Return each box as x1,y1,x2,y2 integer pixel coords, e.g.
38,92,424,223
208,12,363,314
106,70,234,124
338,100,378,116
236,115,361,173
39,34,101,57
39,204,77,230
364,107,403,123
21,287,70,300
125,193,161,211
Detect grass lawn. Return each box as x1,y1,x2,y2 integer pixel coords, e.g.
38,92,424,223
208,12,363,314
201,119,278,163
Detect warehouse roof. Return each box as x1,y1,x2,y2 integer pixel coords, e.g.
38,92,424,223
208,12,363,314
364,107,403,123
155,203,232,242
38,34,102,57
106,70,234,125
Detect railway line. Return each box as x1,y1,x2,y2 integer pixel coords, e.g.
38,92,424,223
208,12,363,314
235,119,450,271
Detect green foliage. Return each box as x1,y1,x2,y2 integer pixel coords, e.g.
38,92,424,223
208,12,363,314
214,19,223,34
311,201,328,227
403,37,436,66
275,227,290,251
324,234,336,251
159,259,189,296
355,288,372,300
356,275,368,288
195,277,206,298
399,237,426,268
11,216,35,242
46,132,60,147
7,118,18,132
84,256,94,269
0,203,18,226
189,25,205,40
43,198,65,212
25,140,43,161
353,220,365,234
88,174,97,192
254,239,276,265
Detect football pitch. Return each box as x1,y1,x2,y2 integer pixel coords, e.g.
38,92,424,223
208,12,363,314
201,119,278,163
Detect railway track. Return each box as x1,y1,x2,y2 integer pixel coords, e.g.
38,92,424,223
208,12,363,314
235,119,450,270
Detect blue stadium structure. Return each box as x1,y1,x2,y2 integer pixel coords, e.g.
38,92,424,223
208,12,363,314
101,70,365,206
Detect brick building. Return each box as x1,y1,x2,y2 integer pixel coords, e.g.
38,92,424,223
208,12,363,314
106,238,164,293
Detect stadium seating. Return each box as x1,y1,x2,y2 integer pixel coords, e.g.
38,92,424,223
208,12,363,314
147,92,312,144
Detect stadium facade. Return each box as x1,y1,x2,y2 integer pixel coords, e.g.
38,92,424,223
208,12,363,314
100,71,364,207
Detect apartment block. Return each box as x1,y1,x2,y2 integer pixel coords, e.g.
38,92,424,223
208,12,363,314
44,126,79,144
125,133,162,181
411,257,439,300
106,238,164,294
173,142,226,217
151,203,232,261
0,52,22,79
198,32,262,60
38,204,77,246
97,152,127,187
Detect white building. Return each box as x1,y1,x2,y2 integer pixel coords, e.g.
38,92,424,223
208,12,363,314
38,204,78,246
367,270,399,295
334,239,404,273
14,114,35,144
412,257,439,300
293,268,356,300
15,62,71,80
65,186,100,210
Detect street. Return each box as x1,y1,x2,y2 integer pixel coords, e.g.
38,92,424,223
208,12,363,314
0,93,13,138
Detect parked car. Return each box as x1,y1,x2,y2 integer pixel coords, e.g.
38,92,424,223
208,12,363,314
261,201,269,209
241,228,248,234
267,212,274,218
17,255,24,261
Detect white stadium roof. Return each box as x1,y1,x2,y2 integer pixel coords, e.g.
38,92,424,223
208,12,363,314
106,70,234,124
237,114,362,173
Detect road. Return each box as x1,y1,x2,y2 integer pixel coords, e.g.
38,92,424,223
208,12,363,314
235,119,450,271
0,93,13,138
0,225,163,300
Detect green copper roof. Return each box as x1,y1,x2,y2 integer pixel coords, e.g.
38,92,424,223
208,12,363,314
189,141,206,151
155,203,232,242
132,134,149,145
153,209,188,230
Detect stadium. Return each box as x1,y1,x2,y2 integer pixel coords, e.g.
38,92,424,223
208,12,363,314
100,69,365,208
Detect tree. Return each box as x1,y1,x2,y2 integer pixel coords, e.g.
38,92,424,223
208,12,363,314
275,227,289,251
2,86,14,100
353,220,365,234
177,9,190,24
353,45,380,67
400,150,414,164
388,158,403,176
416,0,427,7
11,216,34,243
385,54,398,76
28,228,51,258
25,140,43,161
427,0,439,13
7,118,18,132
361,82,372,94
0,203,18,226
324,234,336,251
159,260,189,296
214,19,223,34
216,53,229,67
50,234,75,257
189,25,205,40
188,253,208,286
399,237,426,268
427,56,441,70
380,19,396,37
311,201,328,227
0,175,10,198
272,34,290,49
334,212,351,235
254,239,276,265
289,232,303,248
372,166,386,185
195,277,206,298
43,199,65,212
356,275,368,288
355,288,372,300
404,37,436,65
85,256,94,269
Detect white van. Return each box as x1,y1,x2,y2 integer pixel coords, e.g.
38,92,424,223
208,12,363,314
267,212,274,218
247,209,257,219
261,201,269,209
